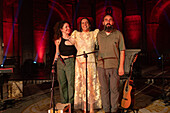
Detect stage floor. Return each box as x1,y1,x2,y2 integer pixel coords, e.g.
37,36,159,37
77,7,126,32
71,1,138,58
0,65,169,113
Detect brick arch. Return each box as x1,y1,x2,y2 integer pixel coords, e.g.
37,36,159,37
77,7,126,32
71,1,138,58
147,0,170,52
150,0,170,23
96,2,122,30
49,1,71,23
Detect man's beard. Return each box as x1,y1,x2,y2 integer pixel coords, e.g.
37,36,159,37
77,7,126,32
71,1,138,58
104,24,114,32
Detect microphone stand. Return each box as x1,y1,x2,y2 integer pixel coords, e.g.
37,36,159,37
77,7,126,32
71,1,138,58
84,51,88,113
76,51,97,113
160,54,169,106
50,63,56,113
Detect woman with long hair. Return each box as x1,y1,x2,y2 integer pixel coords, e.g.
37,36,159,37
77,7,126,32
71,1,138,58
53,21,77,107
69,18,102,113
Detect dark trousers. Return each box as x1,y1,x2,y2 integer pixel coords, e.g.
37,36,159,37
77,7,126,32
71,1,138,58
97,67,120,112
57,57,75,104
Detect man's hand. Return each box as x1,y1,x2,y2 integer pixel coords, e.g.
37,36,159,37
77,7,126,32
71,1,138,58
118,66,124,76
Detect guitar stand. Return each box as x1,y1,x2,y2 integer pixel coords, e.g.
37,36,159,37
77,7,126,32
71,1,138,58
120,54,139,113
120,85,139,113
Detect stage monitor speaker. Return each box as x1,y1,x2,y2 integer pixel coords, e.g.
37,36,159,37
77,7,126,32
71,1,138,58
125,49,141,74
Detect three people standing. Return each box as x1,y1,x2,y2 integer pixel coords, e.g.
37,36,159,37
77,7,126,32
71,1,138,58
53,14,126,113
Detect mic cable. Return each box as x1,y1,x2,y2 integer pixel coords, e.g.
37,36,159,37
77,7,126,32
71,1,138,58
57,53,66,66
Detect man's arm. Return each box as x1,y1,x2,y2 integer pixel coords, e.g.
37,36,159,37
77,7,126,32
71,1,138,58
118,50,125,76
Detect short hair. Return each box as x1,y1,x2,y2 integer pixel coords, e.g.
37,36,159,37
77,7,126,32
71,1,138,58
79,17,91,32
103,14,114,21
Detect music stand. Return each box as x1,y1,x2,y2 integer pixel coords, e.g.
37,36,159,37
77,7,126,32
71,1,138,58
124,49,141,75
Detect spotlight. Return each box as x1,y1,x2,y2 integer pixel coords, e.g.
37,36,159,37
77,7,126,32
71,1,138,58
0,64,3,67
33,61,37,64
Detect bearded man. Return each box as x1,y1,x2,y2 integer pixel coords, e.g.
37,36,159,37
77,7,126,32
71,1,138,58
96,14,126,113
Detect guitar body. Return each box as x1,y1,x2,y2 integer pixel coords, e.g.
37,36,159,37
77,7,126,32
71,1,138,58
121,79,133,109
121,54,138,109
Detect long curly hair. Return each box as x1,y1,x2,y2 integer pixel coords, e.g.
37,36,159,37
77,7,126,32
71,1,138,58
53,21,70,41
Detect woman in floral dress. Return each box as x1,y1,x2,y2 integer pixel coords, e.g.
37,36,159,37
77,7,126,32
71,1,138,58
70,18,101,113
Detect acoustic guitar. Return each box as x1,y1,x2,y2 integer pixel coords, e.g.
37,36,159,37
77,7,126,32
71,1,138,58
121,54,138,109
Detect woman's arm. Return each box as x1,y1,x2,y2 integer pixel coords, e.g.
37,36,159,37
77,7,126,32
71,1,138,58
53,39,60,64
68,30,77,45
68,36,76,45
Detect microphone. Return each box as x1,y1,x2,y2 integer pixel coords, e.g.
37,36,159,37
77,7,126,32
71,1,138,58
57,53,66,65
51,65,55,73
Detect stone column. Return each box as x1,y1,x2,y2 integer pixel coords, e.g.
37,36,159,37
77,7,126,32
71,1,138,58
0,0,3,65
124,15,142,49
147,23,159,52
